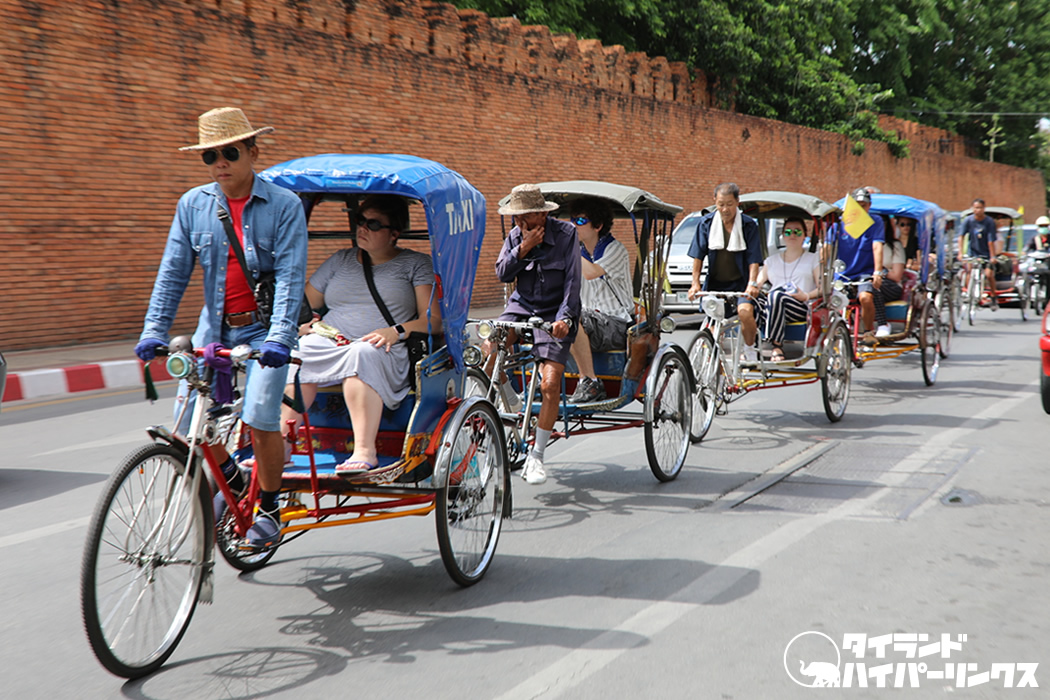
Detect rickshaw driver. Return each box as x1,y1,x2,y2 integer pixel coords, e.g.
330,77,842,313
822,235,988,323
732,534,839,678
832,188,885,344
686,182,764,362
134,107,309,548
1025,216,1050,252
958,198,1001,309
490,184,582,486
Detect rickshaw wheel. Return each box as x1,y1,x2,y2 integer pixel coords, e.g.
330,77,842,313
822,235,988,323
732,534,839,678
435,397,509,587
951,275,964,332
966,269,979,326
1019,285,1029,321
463,368,526,471
920,302,941,386
938,300,952,359
819,323,852,423
644,348,692,482
81,443,210,679
215,500,278,572
686,330,721,443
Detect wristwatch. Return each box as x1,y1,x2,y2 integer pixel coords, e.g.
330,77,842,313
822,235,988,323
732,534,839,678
394,324,406,341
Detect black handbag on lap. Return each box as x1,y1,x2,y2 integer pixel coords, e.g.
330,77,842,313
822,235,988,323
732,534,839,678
217,205,314,326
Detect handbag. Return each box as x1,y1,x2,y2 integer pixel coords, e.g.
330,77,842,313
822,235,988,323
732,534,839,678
359,249,439,377
216,205,314,326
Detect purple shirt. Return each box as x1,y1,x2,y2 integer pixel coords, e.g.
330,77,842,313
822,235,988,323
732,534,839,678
495,217,581,323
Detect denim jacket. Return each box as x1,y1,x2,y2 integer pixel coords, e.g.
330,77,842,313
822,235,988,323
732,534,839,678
140,174,308,349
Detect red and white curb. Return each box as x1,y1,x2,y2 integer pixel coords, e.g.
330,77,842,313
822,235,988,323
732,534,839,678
2,360,175,403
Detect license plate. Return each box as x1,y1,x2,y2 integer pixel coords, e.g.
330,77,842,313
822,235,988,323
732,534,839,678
676,292,691,303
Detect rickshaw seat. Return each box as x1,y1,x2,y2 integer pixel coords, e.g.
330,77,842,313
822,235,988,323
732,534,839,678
783,322,807,342
884,301,909,322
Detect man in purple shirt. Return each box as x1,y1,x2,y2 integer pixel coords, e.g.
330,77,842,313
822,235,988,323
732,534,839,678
493,184,581,485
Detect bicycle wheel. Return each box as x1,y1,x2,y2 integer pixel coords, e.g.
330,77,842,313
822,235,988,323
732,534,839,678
81,443,209,678
435,398,509,587
686,330,721,443
644,349,691,482
966,269,978,326
214,499,277,572
819,323,852,423
920,301,941,386
951,273,964,332
464,367,526,471
1020,281,1029,321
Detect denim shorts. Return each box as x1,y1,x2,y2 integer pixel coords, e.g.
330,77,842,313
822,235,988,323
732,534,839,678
173,322,292,434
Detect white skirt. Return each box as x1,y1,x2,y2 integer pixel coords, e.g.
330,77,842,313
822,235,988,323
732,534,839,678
287,333,411,409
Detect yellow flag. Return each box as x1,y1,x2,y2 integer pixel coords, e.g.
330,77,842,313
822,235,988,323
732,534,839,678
1019,205,1025,216
842,195,875,239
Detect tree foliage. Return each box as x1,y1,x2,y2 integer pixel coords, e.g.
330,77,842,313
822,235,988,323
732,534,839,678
452,0,1050,169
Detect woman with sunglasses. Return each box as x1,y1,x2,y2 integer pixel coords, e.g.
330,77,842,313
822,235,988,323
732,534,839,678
754,218,821,362
280,194,441,476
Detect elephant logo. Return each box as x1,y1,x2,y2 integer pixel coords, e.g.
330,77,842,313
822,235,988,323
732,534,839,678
784,631,842,688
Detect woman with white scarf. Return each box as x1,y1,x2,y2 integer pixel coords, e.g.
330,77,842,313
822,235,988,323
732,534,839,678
686,182,765,361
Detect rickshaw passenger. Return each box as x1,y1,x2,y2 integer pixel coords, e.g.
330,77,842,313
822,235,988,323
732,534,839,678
958,198,1001,309
566,197,633,403
1025,216,1050,252
134,107,308,549
832,188,886,344
492,184,581,486
280,195,440,476
754,218,820,362
686,183,764,361
876,216,920,326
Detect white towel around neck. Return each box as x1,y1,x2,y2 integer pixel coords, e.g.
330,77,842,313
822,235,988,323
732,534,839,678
709,211,746,252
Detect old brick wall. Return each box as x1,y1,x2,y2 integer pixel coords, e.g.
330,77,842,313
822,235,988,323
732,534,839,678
1,0,1044,351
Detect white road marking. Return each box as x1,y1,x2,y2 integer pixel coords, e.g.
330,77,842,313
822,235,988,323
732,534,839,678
0,517,91,550
34,429,149,457
494,379,1037,700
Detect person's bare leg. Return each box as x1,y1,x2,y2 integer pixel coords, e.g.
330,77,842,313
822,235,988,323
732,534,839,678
343,376,384,465
738,303,757,346
569,327,596,378
252,428,286,492
860,292,876,332
536,361,565,432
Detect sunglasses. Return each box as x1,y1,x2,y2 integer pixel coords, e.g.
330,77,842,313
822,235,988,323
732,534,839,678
571,216,590,226
201,146,242,165
897,220,913,227
782,228,806,236
357,216,392,232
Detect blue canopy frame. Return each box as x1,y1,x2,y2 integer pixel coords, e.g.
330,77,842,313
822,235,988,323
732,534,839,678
260,154,487,370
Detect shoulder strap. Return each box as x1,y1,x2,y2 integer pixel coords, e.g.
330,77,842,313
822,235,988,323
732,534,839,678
216,205,258,287
360,249,397,327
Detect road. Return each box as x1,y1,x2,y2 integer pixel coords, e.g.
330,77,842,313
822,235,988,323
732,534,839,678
1,310,1047,699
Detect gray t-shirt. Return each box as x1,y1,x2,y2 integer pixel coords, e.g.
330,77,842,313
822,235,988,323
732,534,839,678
310,248,435,338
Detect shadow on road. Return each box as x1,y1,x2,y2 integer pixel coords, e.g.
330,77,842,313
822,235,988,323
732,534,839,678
0,468,107,511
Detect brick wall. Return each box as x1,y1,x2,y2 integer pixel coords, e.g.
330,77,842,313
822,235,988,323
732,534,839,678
1,0,1044,351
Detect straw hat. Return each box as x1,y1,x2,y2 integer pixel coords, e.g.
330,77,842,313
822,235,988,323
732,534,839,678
498,184,559,216
178,107,275,151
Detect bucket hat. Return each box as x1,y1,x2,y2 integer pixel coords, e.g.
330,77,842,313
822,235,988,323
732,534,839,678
498,184,559,216
179,107,275,152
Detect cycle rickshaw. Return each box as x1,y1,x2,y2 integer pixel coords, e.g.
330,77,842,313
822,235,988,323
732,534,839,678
465,180,697,482
81,154,505,679
686,191,853,437
959,205,1030,323
836,193,947,386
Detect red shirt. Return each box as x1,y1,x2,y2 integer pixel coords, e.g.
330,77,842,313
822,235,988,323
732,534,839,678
224,195,258,314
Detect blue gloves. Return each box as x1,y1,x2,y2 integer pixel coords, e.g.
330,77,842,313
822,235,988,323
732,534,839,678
135,338,166,362
258,341,291,368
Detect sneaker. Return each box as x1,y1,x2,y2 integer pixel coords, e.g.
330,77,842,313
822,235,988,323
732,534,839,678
500,379,522,413
740,345,758,364
520,454,547,485
246,508,281,548
570,377,607,403
875,324,892,338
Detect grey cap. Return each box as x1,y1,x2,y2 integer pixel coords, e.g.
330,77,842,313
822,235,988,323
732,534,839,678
852,188,871,203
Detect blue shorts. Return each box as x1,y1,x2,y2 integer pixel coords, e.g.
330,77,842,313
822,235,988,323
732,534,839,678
173,322,292,435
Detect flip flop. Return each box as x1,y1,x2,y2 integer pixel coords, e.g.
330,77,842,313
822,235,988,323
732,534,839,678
335,458,380,476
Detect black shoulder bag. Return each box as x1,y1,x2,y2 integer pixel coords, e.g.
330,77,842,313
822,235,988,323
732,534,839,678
359,249,440,379
216,205,314,326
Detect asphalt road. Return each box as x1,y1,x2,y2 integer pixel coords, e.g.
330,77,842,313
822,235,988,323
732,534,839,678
1,309,1047,699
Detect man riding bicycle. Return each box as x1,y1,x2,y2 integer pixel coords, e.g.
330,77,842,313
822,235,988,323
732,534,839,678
958,198,1002,309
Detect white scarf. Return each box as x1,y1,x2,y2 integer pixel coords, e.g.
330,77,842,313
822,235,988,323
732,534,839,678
709,211,746,252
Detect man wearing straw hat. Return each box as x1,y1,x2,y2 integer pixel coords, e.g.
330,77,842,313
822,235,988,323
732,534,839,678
135,107,308,548
493,184,581,485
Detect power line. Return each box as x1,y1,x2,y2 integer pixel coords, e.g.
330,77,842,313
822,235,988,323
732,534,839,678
888,109,1050,117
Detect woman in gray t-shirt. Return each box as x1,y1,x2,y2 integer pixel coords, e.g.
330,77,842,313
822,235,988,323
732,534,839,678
280,195,439,476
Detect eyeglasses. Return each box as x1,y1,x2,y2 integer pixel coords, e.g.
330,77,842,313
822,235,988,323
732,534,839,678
357,216,392,232
782,228,806,237
897,221,913,227
201,146,242,165
571,216,590,227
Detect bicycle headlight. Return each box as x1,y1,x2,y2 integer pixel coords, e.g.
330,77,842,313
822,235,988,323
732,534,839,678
701,296,725,320
833,279,846,292
829,290,848,311
462,345,484,367
833,259,847,274
659,315,677,334
477,321,494,340
165,351,195,379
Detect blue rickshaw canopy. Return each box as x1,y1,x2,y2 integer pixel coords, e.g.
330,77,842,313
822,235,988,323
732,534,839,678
835,193,947,281
260,153,487,370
